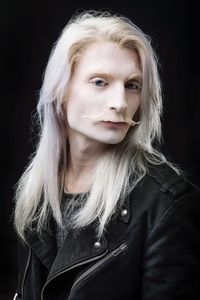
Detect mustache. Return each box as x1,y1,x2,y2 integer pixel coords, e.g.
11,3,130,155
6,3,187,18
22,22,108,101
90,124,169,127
82,111,140,126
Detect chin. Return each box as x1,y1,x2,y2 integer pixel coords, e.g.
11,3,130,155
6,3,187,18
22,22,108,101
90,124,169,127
101,136,126,145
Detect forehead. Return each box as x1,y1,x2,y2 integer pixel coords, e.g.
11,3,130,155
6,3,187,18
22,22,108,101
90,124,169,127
73,41,141,79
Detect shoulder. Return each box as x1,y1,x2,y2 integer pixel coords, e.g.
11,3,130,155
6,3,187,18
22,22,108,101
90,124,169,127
129,162,200,203
146,162,200,219
142,162,200,200
127,162,200,234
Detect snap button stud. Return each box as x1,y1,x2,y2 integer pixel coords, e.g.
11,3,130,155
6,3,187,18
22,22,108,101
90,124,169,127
121,209,128,216
94,241,101,249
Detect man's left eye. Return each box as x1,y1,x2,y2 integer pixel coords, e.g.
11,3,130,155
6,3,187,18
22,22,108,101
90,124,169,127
125,81,141,90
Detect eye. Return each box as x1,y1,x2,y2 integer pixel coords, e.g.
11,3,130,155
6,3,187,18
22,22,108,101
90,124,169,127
90,78,108,87
125,80,142,91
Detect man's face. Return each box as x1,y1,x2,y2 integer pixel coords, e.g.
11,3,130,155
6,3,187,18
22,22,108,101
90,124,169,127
65,41,142,145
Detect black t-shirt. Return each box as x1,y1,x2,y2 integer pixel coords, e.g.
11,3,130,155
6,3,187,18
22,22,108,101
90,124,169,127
56,190,87,249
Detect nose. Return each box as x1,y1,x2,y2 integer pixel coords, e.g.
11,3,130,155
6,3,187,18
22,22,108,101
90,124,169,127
107,84,128,113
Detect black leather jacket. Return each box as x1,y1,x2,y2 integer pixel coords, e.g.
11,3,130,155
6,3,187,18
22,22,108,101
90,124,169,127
14,163,200,300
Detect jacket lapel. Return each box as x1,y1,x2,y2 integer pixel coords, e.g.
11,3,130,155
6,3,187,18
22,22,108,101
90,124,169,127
25,219,58,271
25,219,108,280
47,225,108,280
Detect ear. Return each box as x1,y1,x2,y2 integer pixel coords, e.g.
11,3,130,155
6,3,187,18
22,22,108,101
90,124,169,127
133,107,140,122
61,101,67,111
59,102,67,122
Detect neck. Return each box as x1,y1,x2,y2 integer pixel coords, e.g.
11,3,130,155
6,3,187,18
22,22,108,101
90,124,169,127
65,132,110,193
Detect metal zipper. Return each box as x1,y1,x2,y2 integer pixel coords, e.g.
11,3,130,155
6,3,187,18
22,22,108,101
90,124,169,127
21,246,31,300
71,242,127,291
40,250,108,300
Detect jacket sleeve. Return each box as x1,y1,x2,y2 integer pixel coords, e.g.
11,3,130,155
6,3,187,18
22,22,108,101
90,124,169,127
142,185,200,300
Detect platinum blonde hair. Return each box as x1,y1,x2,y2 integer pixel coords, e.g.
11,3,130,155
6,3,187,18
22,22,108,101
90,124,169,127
14,10,171,240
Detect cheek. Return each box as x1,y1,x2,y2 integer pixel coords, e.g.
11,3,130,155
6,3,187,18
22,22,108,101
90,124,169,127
67,90,85,114
128,96,141,116
65,98,80,126
66,96,95,126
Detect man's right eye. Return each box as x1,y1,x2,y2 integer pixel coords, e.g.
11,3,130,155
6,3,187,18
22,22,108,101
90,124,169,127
91,79,108,87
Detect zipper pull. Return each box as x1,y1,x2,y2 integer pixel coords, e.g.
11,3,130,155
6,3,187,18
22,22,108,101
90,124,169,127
112,242,127,256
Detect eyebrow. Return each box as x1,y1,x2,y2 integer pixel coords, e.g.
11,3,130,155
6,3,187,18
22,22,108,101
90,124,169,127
88,71,142,82
88,72,115,80
127,73,142,81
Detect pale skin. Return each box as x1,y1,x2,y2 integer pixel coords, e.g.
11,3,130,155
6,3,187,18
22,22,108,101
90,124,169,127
64,42,142,193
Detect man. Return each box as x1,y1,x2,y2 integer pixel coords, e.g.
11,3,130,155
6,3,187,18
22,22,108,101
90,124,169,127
14,10,200,300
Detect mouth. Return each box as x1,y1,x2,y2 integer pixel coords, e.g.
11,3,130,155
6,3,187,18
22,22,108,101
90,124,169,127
100,121,127,128
82,114,140,127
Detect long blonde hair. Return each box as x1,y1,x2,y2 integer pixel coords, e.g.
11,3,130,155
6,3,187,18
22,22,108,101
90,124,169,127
15,10,169,239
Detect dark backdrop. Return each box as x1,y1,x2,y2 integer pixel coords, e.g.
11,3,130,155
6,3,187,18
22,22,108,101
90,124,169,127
1,0,199,299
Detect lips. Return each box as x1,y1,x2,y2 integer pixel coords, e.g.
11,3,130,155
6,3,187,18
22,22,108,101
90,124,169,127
82,114,140,126
100,121,127,128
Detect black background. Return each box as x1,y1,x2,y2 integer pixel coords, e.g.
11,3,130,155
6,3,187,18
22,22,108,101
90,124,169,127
0,0,199,299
